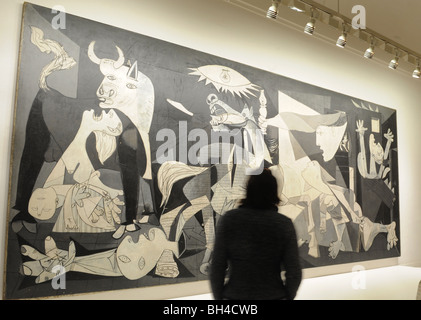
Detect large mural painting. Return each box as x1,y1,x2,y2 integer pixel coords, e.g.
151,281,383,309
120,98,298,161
3,3,400,299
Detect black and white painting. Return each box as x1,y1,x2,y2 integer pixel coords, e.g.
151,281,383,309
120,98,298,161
3,3,400,299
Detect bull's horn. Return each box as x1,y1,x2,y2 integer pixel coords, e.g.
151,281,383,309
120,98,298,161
114,46,125,69
88,41,101,65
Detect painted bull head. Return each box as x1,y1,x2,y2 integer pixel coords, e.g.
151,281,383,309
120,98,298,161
88,41,155,179
88,41,154,135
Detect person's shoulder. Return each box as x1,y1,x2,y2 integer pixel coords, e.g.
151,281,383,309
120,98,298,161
220,207,254,223
275,212,297,235
216,208,244,231
223,208,244,218
272,212,295,228
276,212,293,223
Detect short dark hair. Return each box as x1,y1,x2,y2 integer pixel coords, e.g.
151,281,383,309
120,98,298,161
240,168,280,210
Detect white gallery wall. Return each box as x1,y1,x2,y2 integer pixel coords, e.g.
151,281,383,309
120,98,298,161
1,0,421,300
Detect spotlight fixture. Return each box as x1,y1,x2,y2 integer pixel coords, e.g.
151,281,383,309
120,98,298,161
336,23,347,48
413,60,421,79
304,18,316,35
388,50,400,70
304,8,316,35
389,57,399,69
260,0,421,75
267,0,281,19
364,37,375,59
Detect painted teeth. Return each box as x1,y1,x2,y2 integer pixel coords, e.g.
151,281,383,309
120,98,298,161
93,112,103,121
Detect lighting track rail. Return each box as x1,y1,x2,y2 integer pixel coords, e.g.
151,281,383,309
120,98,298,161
226,0,421,79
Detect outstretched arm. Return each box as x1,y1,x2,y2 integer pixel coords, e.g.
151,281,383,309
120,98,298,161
356,120,368,178
383,128,394,160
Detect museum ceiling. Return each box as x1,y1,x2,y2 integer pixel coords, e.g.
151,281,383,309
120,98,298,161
312,0,421,55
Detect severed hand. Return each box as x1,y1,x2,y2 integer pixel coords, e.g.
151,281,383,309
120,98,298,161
20,236,76,283
356,120,367,135
103,194,125,225
384,128,394,143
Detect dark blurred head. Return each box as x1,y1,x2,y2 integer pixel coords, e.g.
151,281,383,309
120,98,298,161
240,168,281,210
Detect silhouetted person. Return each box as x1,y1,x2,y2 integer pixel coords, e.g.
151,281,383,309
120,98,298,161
210,168,302,300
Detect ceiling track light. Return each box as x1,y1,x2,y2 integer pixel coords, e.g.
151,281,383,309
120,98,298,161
267,0,281,19
260,0,421,77
389,49,400,70
413,59,421,79
304,7,316,35
364,36,375,59
336,23,347,48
